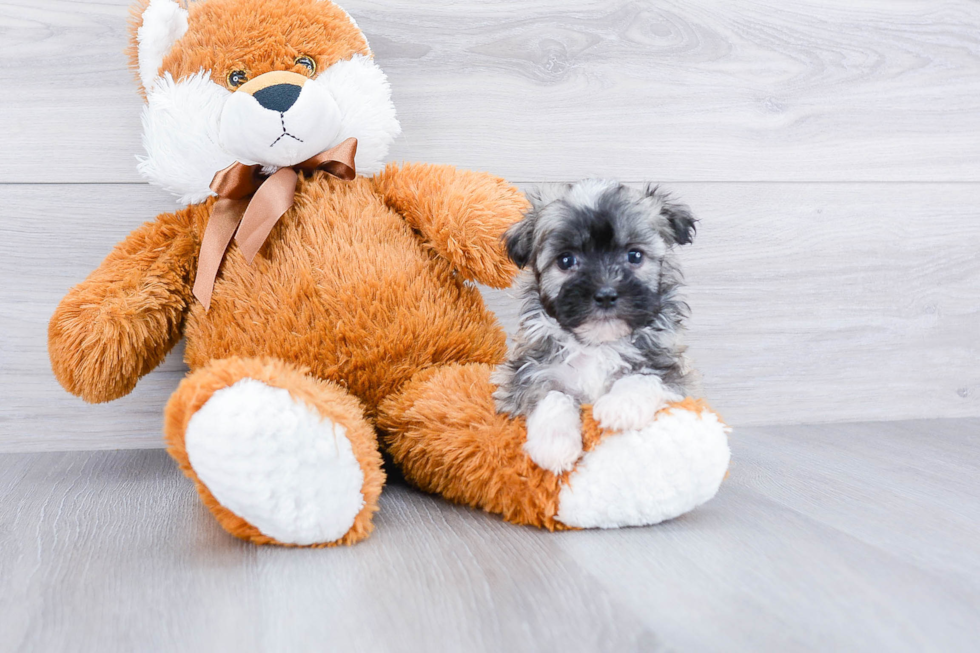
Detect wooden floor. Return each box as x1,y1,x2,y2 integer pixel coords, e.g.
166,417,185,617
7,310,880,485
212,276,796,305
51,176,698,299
1,418,978,653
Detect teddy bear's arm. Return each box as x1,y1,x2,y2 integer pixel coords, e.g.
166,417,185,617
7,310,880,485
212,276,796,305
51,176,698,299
372,163,529,288
48,209,198,403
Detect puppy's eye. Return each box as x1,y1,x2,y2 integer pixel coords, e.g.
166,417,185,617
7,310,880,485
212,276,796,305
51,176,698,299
227,70,249,88
295,55,317,75
557,253,577,270
627,249,644,265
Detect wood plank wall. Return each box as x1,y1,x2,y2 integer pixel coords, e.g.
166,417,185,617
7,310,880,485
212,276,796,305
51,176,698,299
1,0,978,451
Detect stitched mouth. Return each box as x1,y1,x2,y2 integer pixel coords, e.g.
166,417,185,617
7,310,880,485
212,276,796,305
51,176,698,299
270,113,303,147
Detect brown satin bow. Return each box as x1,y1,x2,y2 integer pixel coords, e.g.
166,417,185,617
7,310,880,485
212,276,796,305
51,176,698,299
192,137,358,310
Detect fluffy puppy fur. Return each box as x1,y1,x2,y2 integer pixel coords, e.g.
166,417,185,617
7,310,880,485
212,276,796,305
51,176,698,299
492,179,699,473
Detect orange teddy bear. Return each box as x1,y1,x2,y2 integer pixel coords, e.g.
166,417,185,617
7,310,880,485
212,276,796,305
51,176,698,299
49,0,730,546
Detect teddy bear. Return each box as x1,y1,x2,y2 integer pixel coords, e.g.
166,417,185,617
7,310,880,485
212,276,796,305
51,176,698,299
48,0,731,547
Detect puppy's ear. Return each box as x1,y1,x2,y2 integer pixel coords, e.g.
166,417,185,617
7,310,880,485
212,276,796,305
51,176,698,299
504,213,536,269
645,185,697,246
662,201,697,245
504,185,559,268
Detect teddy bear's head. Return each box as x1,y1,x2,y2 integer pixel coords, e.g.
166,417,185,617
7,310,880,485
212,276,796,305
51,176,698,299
129,0,401,204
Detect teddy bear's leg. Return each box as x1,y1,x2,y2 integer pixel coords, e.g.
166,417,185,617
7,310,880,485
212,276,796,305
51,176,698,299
377,363,730,530
164,357,384,546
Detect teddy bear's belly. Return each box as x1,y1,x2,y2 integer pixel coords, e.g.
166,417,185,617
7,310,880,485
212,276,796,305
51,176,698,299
182,184,507,415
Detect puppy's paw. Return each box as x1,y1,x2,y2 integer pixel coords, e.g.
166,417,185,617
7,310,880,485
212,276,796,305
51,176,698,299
524,391,583,474
593,375,683,432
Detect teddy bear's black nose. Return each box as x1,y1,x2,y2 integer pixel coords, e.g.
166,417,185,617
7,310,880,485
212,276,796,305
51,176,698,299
252,83,302,113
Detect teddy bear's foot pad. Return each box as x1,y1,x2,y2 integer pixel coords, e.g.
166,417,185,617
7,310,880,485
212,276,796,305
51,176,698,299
556,405,731,529
184,378,366,545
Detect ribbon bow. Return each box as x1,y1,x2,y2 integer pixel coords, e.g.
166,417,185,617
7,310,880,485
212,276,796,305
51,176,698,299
192,137,358,310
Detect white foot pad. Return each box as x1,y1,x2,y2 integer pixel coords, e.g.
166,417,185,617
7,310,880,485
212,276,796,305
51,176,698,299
524,391,583,474
185,379,365,545
556,406,730,529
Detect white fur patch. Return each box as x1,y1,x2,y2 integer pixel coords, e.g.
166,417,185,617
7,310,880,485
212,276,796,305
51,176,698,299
138,55,400,205
592,374,682,432
219,79,344,168
137,0,189,93
552,342,629,405
139,71,235,205
564,178,617,210
556,406,730,528
524,391,583,474
522,309,633,404
573,318,630,345
185,379,366,545
309,54,400,175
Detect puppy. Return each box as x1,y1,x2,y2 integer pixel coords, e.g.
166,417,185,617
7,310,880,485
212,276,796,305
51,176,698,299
492,179,699,473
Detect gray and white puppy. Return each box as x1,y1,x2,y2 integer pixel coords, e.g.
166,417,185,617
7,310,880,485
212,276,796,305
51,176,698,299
492,179,699,473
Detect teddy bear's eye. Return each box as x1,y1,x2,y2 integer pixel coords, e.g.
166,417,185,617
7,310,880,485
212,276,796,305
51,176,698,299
295,56,317,75
227,70,249,88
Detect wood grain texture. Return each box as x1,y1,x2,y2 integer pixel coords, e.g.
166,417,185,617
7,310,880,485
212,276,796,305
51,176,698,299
560,419,980,652
0,184,185,452
1,419,978,652
1,0,979,183
3,181,977,450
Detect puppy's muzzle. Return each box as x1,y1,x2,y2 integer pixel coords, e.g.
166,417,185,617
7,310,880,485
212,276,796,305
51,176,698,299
594,286,618,309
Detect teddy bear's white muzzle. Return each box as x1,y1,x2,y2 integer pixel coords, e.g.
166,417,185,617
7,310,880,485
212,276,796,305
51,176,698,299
218,71,343,168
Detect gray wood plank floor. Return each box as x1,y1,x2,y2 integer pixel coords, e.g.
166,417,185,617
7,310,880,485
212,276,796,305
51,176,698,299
2,418,978,653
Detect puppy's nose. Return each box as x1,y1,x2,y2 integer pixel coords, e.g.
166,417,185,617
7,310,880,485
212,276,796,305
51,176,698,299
252,83,302,112
594,287,618,308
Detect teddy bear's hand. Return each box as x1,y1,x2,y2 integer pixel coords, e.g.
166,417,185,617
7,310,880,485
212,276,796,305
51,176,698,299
524,391,583,474
372,163,529,288
49,211,197,403
592,374,684,433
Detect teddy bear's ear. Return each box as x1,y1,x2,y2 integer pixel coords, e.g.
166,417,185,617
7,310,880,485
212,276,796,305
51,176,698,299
127,0,189,94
